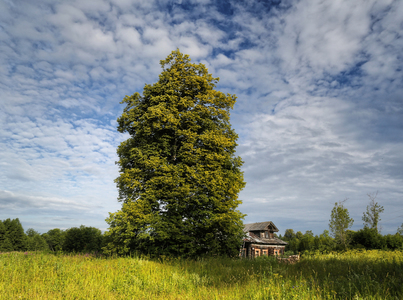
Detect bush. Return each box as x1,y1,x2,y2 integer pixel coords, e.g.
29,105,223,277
351,227,386,249
384,234,403,250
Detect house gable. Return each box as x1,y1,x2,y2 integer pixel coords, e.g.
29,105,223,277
243,221,280,239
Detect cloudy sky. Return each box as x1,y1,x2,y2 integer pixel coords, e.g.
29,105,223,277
1,0,402,235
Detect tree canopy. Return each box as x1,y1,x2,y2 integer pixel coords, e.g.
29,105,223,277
63,225,103,253
104,49,246,257
0,220,13,252
26,228,48,251
42,228,66,252
362,191,384,233
329,200,354,249
3,218,27,251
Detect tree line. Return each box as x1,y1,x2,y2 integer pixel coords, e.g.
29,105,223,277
0,218,104,253
2,215,401,255
2,191,402,255
280,227,403,254
280,193,403,254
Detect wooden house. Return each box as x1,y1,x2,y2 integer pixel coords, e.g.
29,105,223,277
241,221,287,258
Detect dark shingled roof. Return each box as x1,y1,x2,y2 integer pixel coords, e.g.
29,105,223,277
243,232,288,245
243,221,279,233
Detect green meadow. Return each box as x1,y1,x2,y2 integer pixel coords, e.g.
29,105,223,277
0,250,402,299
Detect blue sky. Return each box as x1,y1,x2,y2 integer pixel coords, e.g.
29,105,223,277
1,0,402,235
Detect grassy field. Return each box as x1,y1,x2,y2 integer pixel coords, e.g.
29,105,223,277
0,250,402,299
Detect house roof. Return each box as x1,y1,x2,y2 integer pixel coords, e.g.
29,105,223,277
243,232,288,245
243,221,279,233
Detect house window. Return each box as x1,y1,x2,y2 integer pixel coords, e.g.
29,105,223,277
265,231,268,238
262,250,267,256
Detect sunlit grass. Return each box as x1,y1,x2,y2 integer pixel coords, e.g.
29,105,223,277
0,250,402,299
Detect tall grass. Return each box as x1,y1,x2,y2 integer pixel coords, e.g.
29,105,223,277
0,250,402,299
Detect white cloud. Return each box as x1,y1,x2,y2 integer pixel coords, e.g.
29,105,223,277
277,0,373,76
0,0,402,235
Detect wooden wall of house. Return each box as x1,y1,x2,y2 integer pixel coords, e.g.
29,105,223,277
241,244,285,258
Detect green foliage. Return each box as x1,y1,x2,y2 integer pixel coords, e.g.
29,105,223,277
300,230,315,252
26,228,37,238
26,228,49,251
362,191,384,233
283,229,303,253
254,253,278,264
0,220,13,252
351,228,403,250
3,218,27,251
283,228,296,240
315,230,335,252
283,229,335,254
295,231,303,240
329,200,354,249
63,225,103,253
286,238,300,254
105,49,245,258
398,223,403,235
284,225,401,253
351,227,385,249
384,233,403,250
42,228,66,252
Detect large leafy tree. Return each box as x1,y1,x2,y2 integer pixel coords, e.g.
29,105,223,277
329,200,354,249
105,50,245,257
362,191,384,233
